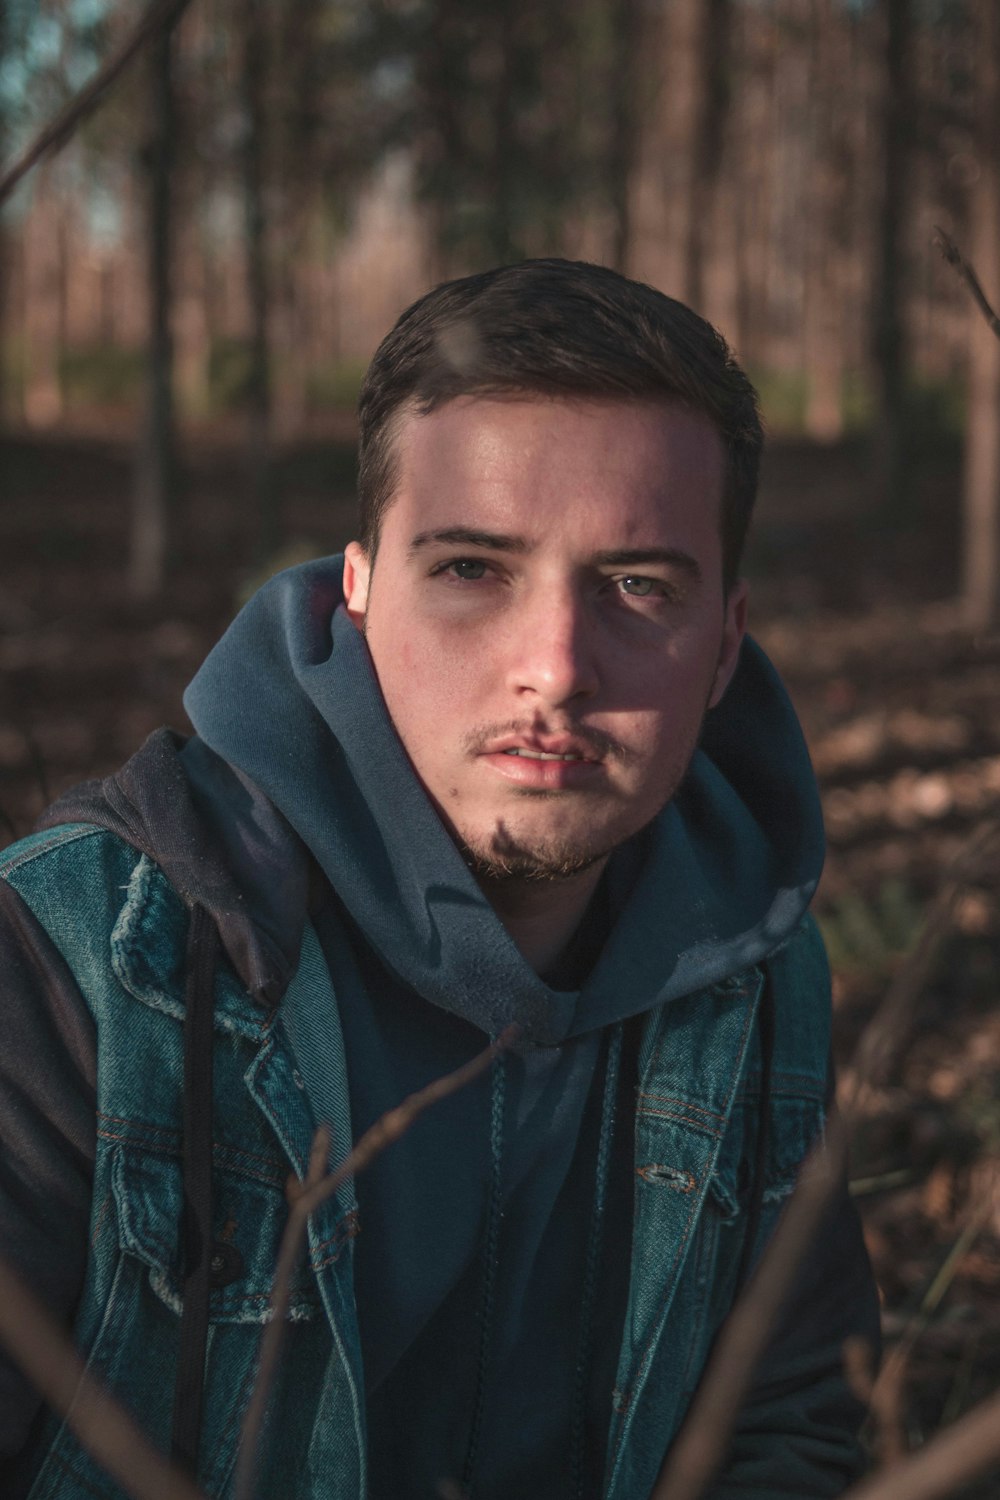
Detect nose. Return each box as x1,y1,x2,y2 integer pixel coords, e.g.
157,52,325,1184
503,582,600,708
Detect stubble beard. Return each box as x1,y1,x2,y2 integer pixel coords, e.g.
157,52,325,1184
457,804,616,885
455,696,716,886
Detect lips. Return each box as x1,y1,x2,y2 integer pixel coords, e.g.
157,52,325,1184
477,732,606,789
502,747,585,762
483,734,601,763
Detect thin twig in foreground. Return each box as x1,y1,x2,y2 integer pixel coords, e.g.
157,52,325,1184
234,1024,521,1500
650,1117,849,1500
843,815,1000,1113
0,1260,206,1500
0,0,193,206
650,816,1000,1500
934,226,1000,341
839,1386,1000,1500
865,1181,997,1466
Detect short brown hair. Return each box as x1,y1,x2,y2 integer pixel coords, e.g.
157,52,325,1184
356,259,762,591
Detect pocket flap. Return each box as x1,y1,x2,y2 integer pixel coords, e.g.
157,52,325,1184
111,1146,319,1323
708,1095,826,1222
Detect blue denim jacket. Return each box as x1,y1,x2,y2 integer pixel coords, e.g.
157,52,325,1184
2,824,864,1500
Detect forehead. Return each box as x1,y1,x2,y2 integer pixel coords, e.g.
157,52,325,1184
385,395,726,543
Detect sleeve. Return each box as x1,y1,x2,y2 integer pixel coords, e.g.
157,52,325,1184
0,879,98,1462
706,1127,881,1497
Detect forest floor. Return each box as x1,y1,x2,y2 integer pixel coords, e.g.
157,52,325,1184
2,417,1000,1491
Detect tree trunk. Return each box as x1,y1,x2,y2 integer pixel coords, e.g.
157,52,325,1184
129,23,176,602
22,168,64,428
241,0,276,561
606,0,640,273
803,0,848,442
872,0,913,510
684,0,730,313
961,1,1000,631
175,217,210,416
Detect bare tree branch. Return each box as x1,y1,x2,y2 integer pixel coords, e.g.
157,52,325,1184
651,1116,850,1500
0,1260,207,1500
839,1386,1000,1500
0,0,193,207
843,815,1000,1112
650,814,1000,1500
934,226,1000,342
233,1023,521,1500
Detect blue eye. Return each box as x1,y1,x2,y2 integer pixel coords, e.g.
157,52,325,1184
619,576,655,597
450,559,487,580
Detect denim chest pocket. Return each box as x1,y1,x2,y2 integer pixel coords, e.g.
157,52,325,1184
110,1143,319,1323
708,1090,827,1227
674,1091,826,1397
26,1144,322,1500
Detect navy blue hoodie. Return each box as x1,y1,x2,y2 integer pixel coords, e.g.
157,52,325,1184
172,555,826,1496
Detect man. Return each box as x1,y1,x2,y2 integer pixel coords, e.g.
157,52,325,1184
0,260,877,1499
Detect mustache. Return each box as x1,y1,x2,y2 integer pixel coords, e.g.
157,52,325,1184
461,720,635,765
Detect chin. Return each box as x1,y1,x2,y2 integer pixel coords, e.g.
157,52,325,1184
454,811,631,884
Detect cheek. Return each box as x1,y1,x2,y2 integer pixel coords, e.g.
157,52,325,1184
628,662,716,762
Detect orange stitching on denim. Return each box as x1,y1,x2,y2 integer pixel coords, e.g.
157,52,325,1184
636,1094,726,1122
613,985,760,1467
97,1126,177,1149
635,1106,725,1136
638,1098,722,1122
310,1213,360,1268
97,1110,176,1134
635,1164,697,1191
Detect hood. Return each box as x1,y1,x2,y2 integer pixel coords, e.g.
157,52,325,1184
42,556,824,1046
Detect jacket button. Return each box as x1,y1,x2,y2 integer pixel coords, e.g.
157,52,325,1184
208,1240,245,1289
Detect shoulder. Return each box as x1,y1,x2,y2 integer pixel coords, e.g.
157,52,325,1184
1,824,146,947
1,822,139,891
762,911,833,1096
0,827,179,1026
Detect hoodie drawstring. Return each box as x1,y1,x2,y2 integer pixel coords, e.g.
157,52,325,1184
171,902,218,1475
570,1023,623,1500
462,1044,508,1491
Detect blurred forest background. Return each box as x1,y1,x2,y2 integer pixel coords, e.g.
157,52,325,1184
3,0,1000,1488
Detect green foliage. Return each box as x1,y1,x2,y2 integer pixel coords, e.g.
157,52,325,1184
305,358,368,412
747,368,809,435
0,333,26,402
819,877,925,977
748,367,965,445
59,343,144,406
207,338,255,413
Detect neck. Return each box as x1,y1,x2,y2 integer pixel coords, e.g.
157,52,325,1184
475,860,607,976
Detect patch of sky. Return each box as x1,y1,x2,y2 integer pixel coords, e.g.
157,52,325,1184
25,14,64,73
69,0,113,28
372,56,411,103
65,46,101,92
87,177,122,248
0,54,30,115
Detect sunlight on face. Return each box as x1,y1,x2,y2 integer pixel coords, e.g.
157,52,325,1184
344,396,747,881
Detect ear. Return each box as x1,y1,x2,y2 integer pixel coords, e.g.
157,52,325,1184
342,542,371,630
708,578,748,709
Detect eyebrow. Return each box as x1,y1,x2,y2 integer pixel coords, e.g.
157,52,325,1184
591,547,702,581
409,527,532,555
408,529,701,581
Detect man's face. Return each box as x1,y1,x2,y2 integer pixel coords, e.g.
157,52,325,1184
343,395,747,881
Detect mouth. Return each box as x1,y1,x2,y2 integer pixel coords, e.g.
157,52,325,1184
484,733,602,764
501,748,588,762
478,734,606,789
